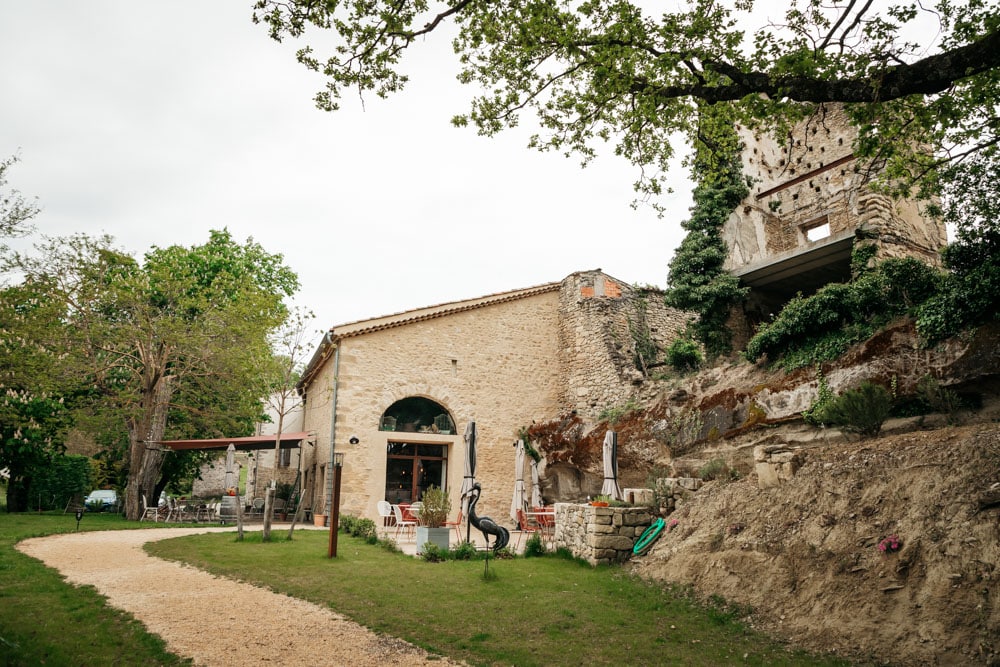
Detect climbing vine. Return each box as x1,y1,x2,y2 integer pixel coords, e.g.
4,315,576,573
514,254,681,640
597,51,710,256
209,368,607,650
664,108,749,357
627,293,659,374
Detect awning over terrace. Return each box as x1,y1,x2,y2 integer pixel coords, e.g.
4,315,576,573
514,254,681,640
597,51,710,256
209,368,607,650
156,432,313,452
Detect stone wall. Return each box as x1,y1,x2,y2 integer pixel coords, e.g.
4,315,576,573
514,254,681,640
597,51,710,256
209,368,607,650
554,503,655,566
557,271,688,420
191,452,248,498
754,445,805,489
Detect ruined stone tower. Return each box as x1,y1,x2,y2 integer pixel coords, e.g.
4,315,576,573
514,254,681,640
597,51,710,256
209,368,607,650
722,104,947,326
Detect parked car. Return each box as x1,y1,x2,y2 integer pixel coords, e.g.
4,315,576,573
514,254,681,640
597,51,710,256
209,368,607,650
85,489,119,512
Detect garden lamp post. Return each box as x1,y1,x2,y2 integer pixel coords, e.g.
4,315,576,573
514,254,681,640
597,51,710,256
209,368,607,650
327,452,345,558
75,508,83,531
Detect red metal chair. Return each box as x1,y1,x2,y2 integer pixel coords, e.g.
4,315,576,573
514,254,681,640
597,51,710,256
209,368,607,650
514,508,541,550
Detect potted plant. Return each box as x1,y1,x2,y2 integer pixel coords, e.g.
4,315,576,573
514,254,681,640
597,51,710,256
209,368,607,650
415,485,452,554
433,413,453,435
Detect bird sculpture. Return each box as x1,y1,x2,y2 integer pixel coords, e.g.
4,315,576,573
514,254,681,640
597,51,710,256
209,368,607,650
467,482,510,553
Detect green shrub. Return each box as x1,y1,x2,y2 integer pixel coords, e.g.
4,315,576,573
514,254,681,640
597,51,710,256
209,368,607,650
523,532,547,558
822,381,893,437
746,258,943,368
916,375,964,423
697,459,734,482
666,338,703,372
802,367,836,426
26,454,92,511
598,399,640,425
450,541,477,560
420,543,448,562
339,515,378,541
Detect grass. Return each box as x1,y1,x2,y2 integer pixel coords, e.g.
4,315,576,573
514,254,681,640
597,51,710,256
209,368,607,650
0,511,192,666
0,512,850,666
147,531,850,666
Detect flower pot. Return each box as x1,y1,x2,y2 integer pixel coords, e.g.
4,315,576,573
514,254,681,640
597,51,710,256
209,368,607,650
415,526,451,554
314,514,327,527
590,501,609,507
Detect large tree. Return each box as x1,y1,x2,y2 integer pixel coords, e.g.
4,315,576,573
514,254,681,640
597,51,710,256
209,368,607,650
0,280,73,511
3,231,299,519
0,154,39,238
253,0,999,202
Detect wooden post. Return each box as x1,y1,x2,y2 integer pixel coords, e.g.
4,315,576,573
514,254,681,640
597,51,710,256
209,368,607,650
327,463,342,558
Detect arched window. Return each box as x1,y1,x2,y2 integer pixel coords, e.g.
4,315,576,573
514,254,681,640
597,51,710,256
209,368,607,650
380,397,455,434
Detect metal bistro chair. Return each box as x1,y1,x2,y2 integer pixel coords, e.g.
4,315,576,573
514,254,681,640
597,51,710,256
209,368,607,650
376,500,396,538
391,504,416,541
444,509,464,542
251,497,265,519
514,508,541,551
140,495,160,522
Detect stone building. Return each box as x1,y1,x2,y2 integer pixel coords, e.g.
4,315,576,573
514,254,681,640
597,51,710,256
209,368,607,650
296,269,686,526
722,104,947,328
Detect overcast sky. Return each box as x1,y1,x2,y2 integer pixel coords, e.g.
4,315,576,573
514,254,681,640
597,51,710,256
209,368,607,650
1,2,693,342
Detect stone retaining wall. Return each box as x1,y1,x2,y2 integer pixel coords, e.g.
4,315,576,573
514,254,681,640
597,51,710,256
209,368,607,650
754,444,805,489
554,503,655,566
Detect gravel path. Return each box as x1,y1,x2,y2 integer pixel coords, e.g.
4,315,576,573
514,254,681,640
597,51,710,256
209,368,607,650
17,528,463,666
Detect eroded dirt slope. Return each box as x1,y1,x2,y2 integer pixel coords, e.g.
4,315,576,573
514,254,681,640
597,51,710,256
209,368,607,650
629,423,1000,666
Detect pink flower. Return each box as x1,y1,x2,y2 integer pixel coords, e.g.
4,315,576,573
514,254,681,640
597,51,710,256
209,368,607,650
878,535,902,553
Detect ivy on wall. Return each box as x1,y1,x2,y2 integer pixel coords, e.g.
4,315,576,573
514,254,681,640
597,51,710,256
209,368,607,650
664,109,749,357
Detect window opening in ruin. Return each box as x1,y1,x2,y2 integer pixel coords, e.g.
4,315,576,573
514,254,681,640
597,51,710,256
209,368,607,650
380,397,455,434
805,221,831,242
385,442,447,504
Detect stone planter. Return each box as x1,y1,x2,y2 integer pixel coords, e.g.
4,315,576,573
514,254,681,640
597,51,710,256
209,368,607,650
415,526,451,553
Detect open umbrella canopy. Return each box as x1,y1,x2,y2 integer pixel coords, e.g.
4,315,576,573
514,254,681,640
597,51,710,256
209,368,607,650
600,431,623,501
461,421,477,542
510,439,527,523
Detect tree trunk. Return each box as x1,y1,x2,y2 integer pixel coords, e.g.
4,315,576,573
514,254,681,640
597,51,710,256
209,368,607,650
124,375,173,520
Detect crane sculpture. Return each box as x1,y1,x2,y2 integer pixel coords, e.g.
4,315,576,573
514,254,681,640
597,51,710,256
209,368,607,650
467,482,510,553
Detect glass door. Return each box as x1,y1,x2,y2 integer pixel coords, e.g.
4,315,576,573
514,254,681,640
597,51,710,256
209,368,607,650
385,442,447,503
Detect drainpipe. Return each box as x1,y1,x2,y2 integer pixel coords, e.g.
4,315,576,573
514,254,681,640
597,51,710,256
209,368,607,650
324,337,341,518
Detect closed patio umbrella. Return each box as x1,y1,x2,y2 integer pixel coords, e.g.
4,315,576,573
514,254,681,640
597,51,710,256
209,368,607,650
510,439,527,525
221,443,238,522
461,421,477,543
223,443,237,491
530,458,542,508
600,431,623,501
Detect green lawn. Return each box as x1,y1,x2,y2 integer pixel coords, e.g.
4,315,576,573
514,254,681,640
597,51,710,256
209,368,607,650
148,530,850,667
1,514,849,666
0,512,191,666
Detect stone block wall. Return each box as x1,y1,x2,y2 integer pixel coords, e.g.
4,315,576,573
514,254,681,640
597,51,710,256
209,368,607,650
651,477,703,512
754,445,805,489
557,271,688,420
554,503,655,566
191,454,236,498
